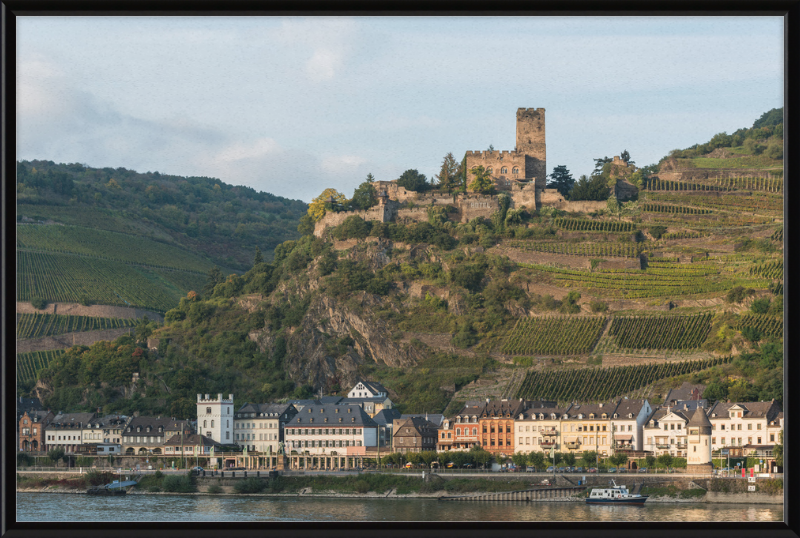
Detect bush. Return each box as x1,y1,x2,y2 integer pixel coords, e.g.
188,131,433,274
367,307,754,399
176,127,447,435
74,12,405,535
589,300,608,313
354,480,370,494
162,474,196,493
233,477,267,494
206,484,223,494
648,226,667,240
31,297,47,310
148,486,161,493
750,297,771,314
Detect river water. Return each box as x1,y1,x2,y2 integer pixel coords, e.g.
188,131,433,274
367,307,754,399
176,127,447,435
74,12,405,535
15,493,783,522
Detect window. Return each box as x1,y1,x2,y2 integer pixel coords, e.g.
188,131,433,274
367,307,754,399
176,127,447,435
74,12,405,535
501,167,508,174
206,407,211,414
472,428,477,435
712,437,716,444
487,168,493,174
758,437,762,444
628,425,632,432
738,424,742,431
211,420,214,428
770,434,775,442
748,424,752,430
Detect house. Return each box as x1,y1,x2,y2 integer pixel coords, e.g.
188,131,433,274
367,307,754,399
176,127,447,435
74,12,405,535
401,413,444,427
196,393,234,444
707,400,783,458
233,402,298,455
664,382,706,407
515,405,573,454
479,399,527,456
45,413,97,453
559,402,615,457
18,409,54,452
642,407,692,457
337,396,393,418
81,415,129,447
284,403,380,470
163,433,223,457
392,416,438,454
122,417,193,455
372,408,402,447
347,380,388,399
16,397,43,419
609,398,652,453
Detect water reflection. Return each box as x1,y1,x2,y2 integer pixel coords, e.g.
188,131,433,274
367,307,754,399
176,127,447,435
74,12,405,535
16,493,783,523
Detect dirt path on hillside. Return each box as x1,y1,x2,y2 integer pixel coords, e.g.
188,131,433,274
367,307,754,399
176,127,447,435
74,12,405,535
16,328,133,353
16,302,164,322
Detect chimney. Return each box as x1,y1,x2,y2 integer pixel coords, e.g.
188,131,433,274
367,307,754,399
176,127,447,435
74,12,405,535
229,394,233,400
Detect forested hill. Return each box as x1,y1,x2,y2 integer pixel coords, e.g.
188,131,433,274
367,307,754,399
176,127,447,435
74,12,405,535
16,160,307,270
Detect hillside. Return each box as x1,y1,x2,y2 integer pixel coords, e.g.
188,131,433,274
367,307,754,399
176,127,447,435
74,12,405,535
19,110,783,418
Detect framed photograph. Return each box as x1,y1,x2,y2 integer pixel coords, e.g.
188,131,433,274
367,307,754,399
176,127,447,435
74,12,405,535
5,5,796,538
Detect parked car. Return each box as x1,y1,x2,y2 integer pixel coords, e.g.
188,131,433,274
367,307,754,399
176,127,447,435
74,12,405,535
446,462,456,468
587,467,598,473
607,468,616,473
525,467,536,473
575,467,584,473
557,467,566,473
618,468,628,473
546,466,555,473
463,463,474,468
191,466,203,472
638,468,648,473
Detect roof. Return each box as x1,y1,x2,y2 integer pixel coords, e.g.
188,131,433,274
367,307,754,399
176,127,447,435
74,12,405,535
563,402,617,419
668,400,708,412
525,400,558,409
46,412,97,429
20,409,53,422
644,408,690,426
401,414,444,427
455,403,486,418
393,416,438,436
482,399,526,418
687,408,713,428
286,403,378,427
16,397,42,414
612,398,648,417
236,403,298,417
356,380,388,394
520,405,574,420
338,397,391,405
163,433,223,447
707,400,782,421
372,408,402,426
318,396,344,404
664,382,706,403
125,416,192,433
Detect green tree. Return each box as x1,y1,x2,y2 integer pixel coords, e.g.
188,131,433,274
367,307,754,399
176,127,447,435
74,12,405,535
620,150,635,166
350,178,378,210
753,107,783,129
511,452,529,469
593,156,612,174
202,267,224,297
365,172,375,183
569,174,609,201
645,455,656,469
420,450,438,468
468,166,494,194
751,297,771,314
48,447,65,467
656,453,673,471
547,165,575,197
528,451,546,471
563,452,576,466
435,152,460,193
765,140,783,160
253,246,263,265
610,453,628,470
773,430,783,468
297,214,315,236
135,315,155,343
308,188,347,222
396,169,429,192
470,445,493,469
580,450,598,468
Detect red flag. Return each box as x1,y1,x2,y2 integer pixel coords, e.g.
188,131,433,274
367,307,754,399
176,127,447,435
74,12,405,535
742,467,745,478
750,468,754,478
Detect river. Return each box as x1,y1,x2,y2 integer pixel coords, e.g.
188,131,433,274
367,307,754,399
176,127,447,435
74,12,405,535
15,493,783,522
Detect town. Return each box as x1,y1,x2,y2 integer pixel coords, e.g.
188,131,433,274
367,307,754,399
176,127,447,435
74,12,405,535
17,379,783,476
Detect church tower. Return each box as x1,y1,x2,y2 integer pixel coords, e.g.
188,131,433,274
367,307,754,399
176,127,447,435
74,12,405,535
515,108,547,189
686,407,713,473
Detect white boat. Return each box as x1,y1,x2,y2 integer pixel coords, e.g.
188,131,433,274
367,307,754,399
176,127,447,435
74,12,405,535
586,480,648,505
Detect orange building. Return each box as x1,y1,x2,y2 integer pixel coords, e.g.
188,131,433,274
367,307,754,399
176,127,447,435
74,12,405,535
479,399,526,456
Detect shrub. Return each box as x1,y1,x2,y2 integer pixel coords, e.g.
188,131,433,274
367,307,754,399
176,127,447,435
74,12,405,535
162,474,196,493
31,297,47,310
206,484,223,494
589,300,608,313
354,480,370,494
648,226,667,240
233,477,266,494
750,297,771,314
148,486,161,493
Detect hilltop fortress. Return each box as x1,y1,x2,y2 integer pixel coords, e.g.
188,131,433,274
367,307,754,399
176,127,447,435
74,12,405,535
314,108,610,238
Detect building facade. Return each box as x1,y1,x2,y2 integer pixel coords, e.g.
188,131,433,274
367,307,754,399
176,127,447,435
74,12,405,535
560,403,615,457
392,417,438,454
610,399,652,452
233,403,298,453
686,408,713,473
197,393,234,444
347,380,388,399
707,400,783,458
19,410,54,452
45,413,96,453
515,405,572,454
479,399,526,456
122,417,193,455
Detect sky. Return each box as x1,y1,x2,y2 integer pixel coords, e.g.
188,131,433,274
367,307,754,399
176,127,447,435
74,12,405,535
16,16,783,203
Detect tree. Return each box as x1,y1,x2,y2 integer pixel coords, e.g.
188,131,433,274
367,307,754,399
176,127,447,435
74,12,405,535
580,450,598,468
656,453,673,471
48,447,65,467
620,150,635,166
645,455,656,469
308,188,347,222
202,267,224,296
135,315,155,343
563,452,576,466
593,157,612,174
468,165,494,194
528,451,546,471
396,169,429,192
435,153,460,193
753,107,783,129
547,165,575,197
470,445,493,469
610,453,628,470
253,246,263,265
568,174,609,201
297,214,315,236
350,179,378,210
511,452,529,469
365,172,375,183
488,144,495,151
420,451,438,468
773,430,783,468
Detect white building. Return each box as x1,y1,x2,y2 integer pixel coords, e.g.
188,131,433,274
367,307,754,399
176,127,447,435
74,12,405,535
643,408,690,457
82,415,129,446
347,380,388,399
686,408,713,472
610,398,652,452
45,412,96,453
284,403,379,457
197,393,234,444
233,403,298,453
707,400,783,458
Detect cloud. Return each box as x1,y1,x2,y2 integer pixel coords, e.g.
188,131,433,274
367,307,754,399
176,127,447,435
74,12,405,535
306,48,342,82
321,154,366,174
214,138,281,163
274,18,357,82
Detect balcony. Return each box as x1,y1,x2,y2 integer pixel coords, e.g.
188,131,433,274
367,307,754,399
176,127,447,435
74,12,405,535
655,444,671,449
542,429,558,436
540,441,556,447
565,442,581,450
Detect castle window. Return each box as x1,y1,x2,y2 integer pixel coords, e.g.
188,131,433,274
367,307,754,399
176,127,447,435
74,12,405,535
512,167,519,174
487,168,493,174
501,167,508,174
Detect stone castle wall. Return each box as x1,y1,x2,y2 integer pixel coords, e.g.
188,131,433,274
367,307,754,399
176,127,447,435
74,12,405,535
516,108,547,184
314,203,397,238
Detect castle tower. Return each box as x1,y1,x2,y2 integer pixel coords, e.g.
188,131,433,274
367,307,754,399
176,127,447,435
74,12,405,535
197,393,234,444
515,108,546,188
686,407,713,473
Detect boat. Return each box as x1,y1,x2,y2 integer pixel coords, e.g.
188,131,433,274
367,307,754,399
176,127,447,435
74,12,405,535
86,479,137,496
585,480,648,505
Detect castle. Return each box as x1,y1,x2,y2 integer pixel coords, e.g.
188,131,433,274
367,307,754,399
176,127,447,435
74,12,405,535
313,108,611,238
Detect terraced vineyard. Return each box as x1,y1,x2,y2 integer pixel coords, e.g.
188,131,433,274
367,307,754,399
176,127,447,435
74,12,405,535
735,314,783,338
647,192,783,214
552,218,636,233
661,231,707,240
16,350,65,383
515,357,734,403
17,251,192,312
17,224,216,273
642,203,712,215
16,313,136,340
507,241,639,258
501,316,607,355
519,261,770,299
771,227,783,242
644,176,782,193
750,260,783,280
608,313,713,350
